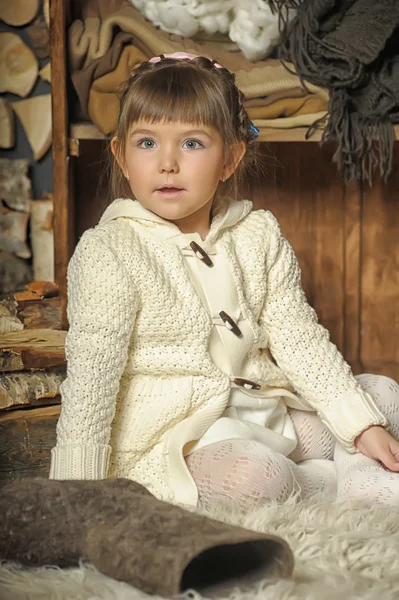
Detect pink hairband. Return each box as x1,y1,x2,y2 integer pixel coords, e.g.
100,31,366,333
147,52,259,138
148,52,223,69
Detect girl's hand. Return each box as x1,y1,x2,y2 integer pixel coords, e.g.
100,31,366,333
355,425,399,472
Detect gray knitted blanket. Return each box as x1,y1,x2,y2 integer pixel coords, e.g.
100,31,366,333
272,0,399,184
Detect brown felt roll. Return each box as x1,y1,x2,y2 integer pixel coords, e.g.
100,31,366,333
0,478,294,596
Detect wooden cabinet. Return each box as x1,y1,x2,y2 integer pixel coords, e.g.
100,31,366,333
50,0,399,379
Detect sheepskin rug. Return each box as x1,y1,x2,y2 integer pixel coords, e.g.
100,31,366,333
1,494,399,600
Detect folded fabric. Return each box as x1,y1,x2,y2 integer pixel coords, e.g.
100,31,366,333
244,87,307,108
89,45,147,133
72,31,135,120
247,95,327,120
69,4,328,134
87,42,328,135
276,0,399,183
0,478,294,597
80,0,126,22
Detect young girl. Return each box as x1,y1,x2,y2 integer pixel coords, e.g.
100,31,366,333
50,52,399,510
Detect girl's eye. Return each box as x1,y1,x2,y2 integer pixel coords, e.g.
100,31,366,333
136,138,204,149
183,139,204,149
137,139,155,149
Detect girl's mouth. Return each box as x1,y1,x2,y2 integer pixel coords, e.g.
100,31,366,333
157,188,184,196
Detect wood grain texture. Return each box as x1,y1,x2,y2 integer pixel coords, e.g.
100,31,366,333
247,143,399,379
68,122,399,143
0,365,63,410
343,182,362,373
360,147,399,379
50,0,74,329
250,143,346,354
0,329,66,371
0,405,60,481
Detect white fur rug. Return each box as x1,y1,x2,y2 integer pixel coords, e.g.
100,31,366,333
1,495,399,600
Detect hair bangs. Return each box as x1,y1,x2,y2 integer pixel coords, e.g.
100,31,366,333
121,67,228,139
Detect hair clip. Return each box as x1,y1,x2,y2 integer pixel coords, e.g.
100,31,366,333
248,122,259,138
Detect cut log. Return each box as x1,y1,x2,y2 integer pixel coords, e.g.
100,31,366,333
11,94,52,161
0,251,32,295
0,98,15,149
1,291,62,330
0,328,66,371
0,205,31,258
39,61,51,83
16,296,63,330
15,281,59,301
0,303,23,334
0,366,65,410
31,200,54,282
0,0,39,27
27,20,50,59
0,404,60,481
0,158,31,212
0,32,38,97
0,303,24,334
25,280,59,298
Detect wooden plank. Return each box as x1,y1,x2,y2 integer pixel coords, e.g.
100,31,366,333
69,123,399,143
50,0,74,329
75,140,109,238
343,182,363,374
360,146,399,380
0,405,60,481
70,122,109,140
252,143,346,356
0,329,66,371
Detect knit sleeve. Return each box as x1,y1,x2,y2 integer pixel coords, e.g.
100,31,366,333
259,211,388,452
49,229,138,479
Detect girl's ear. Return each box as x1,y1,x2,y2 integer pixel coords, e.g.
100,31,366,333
111,136,126,175
223,141,246,180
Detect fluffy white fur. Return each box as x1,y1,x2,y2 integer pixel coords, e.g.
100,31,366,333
1,495,399,599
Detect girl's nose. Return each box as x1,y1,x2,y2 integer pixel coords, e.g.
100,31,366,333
158,149,179,173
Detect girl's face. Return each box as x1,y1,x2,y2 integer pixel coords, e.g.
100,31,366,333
113,119,244,237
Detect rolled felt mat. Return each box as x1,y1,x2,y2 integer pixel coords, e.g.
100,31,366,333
0,478,294,596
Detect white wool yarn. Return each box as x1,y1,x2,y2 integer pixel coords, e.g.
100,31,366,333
131,0,235,38
230,1,289,61
130,0,297,61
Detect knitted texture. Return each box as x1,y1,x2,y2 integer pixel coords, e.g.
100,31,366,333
50,198,387,504
276,0,399,183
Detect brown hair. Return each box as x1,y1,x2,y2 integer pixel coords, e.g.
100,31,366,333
108,55,263,202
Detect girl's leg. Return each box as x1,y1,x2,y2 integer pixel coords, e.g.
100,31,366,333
185,436,336,510
185,439,298,511
287,408,338,499
334,374,399,507
287,408,336,462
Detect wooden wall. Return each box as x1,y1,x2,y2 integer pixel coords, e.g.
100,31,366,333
251,143,399,380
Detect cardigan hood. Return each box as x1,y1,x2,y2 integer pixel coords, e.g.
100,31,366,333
99,196,253,245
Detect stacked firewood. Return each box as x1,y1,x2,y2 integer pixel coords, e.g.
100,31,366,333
0,281,66,482
0,159,54,294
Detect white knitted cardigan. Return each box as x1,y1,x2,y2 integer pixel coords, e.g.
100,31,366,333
50,197,387,506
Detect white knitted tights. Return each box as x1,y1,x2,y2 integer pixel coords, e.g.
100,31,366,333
185,375,399,509
334,374,399,507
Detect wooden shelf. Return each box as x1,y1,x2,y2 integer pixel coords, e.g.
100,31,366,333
70,122,109,140
70,122,399,143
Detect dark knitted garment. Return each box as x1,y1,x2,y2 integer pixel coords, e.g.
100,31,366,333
271,0,399,184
